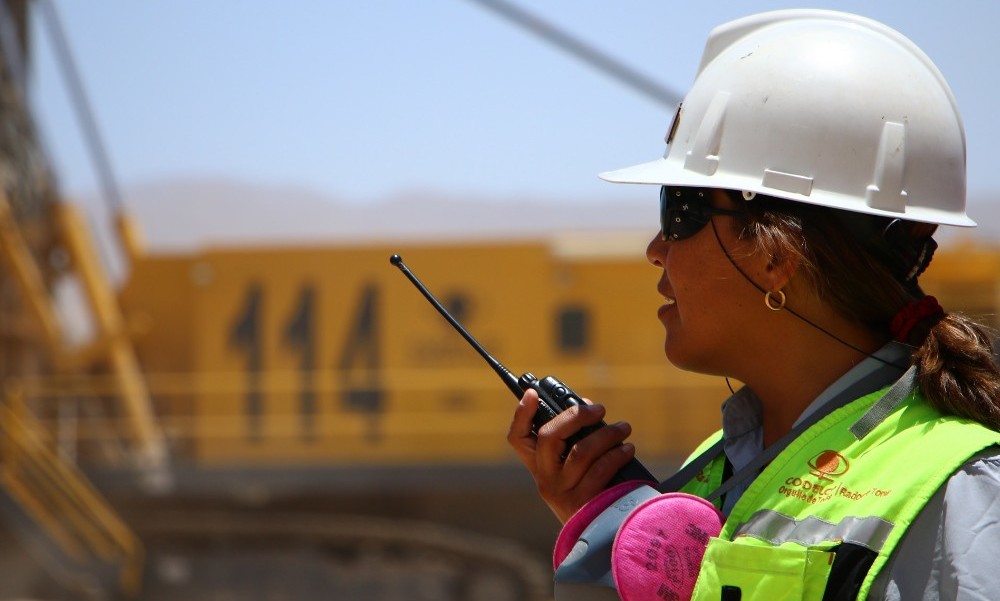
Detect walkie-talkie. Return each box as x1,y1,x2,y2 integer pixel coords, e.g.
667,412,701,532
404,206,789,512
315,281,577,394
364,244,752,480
390,254,656,487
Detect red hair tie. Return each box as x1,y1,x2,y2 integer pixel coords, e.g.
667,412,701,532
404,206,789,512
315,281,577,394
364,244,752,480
890,296,944,343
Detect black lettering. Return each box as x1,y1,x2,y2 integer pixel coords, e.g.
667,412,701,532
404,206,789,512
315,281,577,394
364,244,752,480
338,282,384,441
284,284,317,442
229,283,264,442
657,583,680,600
685,522,710,546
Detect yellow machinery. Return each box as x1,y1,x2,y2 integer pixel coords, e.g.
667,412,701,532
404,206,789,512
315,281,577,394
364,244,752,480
0,1,150,595
99,234,1000,477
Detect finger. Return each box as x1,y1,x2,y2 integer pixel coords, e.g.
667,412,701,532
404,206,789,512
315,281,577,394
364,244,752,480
561,420,633,481
544,441,639,524
543,434,638,524
507,389,540,463
576,441,639,494
534,403,607,478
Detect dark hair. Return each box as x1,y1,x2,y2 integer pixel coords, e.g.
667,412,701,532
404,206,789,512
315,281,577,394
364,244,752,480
729,191,1000,430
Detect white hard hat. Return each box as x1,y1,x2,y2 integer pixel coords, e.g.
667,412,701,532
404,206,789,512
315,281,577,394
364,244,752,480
601,9,973,227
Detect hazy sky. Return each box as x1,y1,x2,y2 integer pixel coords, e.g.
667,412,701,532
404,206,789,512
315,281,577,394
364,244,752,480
29,1,1000,218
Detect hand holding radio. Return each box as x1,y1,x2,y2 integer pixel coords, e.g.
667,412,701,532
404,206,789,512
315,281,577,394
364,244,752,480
390,254,656,519
509,386,644,523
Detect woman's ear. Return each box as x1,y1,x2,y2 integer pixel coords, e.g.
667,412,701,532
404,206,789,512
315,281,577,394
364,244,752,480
762,250,800,293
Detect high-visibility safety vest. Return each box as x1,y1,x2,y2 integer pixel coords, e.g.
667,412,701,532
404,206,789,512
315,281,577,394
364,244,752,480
554,387,1000,600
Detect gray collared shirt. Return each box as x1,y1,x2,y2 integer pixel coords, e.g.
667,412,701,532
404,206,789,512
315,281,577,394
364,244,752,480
718,341,1000,600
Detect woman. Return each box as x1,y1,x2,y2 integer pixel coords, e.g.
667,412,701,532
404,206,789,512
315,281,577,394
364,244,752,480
507,9,1000,601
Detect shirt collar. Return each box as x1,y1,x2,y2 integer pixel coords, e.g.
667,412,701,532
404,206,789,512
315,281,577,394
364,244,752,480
721,340,912,451
793,341,911,427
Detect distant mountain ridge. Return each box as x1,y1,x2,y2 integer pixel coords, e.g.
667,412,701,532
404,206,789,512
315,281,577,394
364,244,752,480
77,177,660,253
76,177,998,256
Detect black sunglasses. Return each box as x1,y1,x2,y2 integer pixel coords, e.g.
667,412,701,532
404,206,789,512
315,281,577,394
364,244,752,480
659,186,745,241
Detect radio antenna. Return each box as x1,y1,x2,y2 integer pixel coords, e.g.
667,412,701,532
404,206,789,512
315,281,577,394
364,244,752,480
390,255,524,397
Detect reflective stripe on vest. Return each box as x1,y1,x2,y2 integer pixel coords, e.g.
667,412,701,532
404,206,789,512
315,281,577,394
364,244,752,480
734,510,894,552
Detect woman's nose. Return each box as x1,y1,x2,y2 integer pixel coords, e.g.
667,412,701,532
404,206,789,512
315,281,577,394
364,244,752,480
646,232,667,267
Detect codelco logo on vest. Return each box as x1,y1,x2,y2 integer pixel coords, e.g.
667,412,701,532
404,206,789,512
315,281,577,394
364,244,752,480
807,450,850,482
778,450,853,505
779,449,891,504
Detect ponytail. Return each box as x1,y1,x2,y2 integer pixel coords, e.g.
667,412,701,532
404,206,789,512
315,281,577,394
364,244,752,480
914,314,1000,430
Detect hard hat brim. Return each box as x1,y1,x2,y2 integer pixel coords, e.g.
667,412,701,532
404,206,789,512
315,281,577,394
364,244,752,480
599,159,977,228
600,159,679,186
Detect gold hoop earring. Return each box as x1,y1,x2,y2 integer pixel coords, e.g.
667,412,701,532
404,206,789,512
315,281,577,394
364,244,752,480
764,290,786,311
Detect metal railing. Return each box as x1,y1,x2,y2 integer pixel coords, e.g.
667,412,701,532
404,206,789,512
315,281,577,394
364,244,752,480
0,386,143,597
